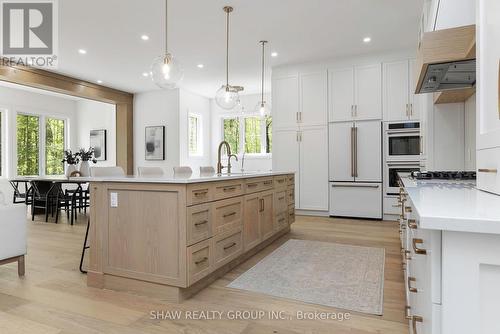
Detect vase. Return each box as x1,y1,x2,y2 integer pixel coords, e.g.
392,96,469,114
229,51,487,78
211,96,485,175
79,161,91,177
65,164,77,178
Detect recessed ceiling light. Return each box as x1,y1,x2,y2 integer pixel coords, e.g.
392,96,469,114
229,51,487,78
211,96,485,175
97,80,103,84
271,52,278,57
142,72,149,77
363,37,371,43
141,35,149,41
197,64,204,68
78,49,87,54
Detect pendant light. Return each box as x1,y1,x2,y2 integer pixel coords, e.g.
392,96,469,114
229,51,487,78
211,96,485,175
215,6,244,110
151,0,183,89
255,40,270,116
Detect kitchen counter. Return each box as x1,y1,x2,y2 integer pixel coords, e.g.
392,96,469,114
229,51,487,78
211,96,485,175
399,175,500,234
74,170,291,184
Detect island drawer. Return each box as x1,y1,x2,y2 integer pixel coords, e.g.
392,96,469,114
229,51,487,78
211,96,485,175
187,183,213,205
274,175,287,189
213,197,243,235
213,228,243,269
288,205,295,224
187,239,213,285
187,203,213,246
275,212,288,231
213,180,244,200
275,190,288,214
244,177,274,194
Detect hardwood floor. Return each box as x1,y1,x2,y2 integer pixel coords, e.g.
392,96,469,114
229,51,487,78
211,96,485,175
0,213,408,334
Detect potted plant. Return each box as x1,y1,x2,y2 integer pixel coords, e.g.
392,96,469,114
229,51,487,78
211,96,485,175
62,150,80,177
78,148,98,177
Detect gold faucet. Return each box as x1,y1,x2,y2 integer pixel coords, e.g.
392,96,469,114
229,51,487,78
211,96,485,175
217,141,238,174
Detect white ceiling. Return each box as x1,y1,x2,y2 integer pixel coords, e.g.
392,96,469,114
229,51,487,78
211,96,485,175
54,0,424,98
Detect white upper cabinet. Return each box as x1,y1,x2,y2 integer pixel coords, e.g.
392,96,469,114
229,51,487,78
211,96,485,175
272,75,299,130
329,67,355,122
299,72,328,126
434,0,475,31
383,59,419,122
354,64,382,121
329,64,382,122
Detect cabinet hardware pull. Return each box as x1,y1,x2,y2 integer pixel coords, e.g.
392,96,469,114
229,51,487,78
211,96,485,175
247,183,258,188
223,186,237,192
351,105,354,117
405,206,412,213
277,179,285,183
410,103,413,116
278,196,285,200
408,276,418,293
223,212,236,218
289,212,294,217
194,190,208,197
195,257,208,265
331,184,379,188
278,218,285,223
478,168,498,173
412,316,423,334
392,204,402,208
407,219,417,229
412,238,427,255
194,220,208,226
263,180,273,185
223,242,237,250
406,104,409,116
405,306,412,320
259,198,264,212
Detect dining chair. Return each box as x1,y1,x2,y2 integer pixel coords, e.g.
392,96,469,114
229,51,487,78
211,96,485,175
10,181,32,205
29,181,57,222
138,166,164,176
173,166,193,175
200,166,216,176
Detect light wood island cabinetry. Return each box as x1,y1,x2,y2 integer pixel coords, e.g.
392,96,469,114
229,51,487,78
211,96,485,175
87,173,295,302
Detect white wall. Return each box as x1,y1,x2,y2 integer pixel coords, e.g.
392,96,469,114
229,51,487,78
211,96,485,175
210,93,272,172
179,90,211,173
133,89,180,174
75,99,116,167
0,85,77,178
464,94,476,171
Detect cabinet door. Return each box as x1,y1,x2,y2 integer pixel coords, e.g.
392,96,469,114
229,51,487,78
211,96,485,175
299,126,329,211
408,59,420,120
354,64,382,120
272,130,300,207
435,0,475,30
383,60,409,121
272,75,299,130
354,120,382,182
260,191,274,241
329,67,354,122
329,122,355,182
300,71,327,126
243,194,261,251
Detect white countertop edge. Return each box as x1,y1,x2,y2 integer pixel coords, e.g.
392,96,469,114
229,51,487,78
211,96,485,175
72,171,294,184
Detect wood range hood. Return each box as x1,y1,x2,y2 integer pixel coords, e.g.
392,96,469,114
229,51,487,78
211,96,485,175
415,24,476,104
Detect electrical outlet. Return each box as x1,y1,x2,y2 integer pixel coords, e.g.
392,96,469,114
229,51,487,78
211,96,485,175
110,192,118,207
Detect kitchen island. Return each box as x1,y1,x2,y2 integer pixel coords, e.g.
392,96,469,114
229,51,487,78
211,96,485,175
85,171,295,302
398,175,500,334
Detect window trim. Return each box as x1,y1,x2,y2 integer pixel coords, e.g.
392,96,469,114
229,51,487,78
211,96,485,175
188,113,202,157
220,114,272,157
0,109,5,178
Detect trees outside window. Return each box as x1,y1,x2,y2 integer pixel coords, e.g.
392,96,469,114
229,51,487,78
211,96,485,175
223,118,240,154
222,115,272,155
45,118,65,175
17,114,40,176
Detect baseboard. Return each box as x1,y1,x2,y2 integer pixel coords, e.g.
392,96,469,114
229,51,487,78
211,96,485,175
296,209,329,217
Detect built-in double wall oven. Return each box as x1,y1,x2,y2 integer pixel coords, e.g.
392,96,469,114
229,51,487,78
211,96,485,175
384,122,421,161
384,121,421,196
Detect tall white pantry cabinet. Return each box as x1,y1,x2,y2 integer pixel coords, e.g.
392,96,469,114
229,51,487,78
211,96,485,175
272,71,329,213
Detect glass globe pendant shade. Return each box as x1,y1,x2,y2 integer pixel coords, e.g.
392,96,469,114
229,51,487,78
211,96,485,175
255,101,270,116
215,85,239,110
151,53,184,89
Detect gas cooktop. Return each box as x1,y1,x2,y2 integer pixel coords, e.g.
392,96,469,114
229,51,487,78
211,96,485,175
411,171,477,180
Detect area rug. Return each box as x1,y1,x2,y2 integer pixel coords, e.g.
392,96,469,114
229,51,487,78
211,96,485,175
227,239,385,315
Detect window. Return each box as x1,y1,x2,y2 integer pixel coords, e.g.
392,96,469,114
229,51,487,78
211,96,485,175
244,117,261,154
223,118,240,154
221,115,272,155
45,118,65,175
188,114,201,156
17,114,40,176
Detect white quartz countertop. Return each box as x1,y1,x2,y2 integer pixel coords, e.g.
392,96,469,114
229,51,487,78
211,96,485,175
72,171,293,184
400,176,500,234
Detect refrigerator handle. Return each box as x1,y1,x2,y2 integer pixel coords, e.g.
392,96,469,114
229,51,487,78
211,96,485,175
354,126,358,177
350,126,354,177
